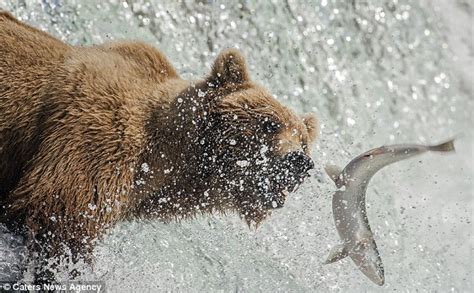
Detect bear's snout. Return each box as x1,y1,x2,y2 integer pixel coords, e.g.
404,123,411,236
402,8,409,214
274,151,314,194
283,151,314,176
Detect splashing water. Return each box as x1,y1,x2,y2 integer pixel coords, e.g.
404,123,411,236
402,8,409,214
0,0,472,291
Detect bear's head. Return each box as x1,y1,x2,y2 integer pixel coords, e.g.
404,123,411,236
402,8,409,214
168,49,318,225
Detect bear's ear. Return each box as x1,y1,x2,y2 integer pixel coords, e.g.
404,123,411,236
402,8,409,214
302,113,319,142
209,49,250,85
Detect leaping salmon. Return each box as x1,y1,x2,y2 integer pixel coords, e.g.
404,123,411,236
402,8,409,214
324,139,455,286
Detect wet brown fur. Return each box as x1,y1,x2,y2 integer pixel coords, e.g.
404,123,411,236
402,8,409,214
0,11,318,278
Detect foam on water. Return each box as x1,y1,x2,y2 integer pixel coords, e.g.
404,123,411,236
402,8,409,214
0,0,472,291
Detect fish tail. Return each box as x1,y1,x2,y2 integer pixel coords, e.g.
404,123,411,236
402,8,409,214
428,139,455,152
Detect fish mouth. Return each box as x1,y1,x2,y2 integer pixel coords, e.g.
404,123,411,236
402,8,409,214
354,256,385,286
349,240,385,286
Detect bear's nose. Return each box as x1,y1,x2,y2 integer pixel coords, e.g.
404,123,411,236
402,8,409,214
284,151,314,175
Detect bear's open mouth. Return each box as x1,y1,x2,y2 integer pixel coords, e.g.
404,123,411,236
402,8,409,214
263,189,288,210
263,172,310,210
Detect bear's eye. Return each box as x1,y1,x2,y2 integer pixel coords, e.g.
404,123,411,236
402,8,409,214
261,119,281,134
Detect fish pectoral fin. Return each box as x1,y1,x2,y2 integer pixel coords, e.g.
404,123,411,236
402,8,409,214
324,243,349,264
324,165,343,186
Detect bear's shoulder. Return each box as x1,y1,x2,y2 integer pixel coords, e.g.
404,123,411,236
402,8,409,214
0,10,69,60
95,41,179,83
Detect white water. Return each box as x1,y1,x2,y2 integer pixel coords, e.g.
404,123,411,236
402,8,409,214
1,0,472,291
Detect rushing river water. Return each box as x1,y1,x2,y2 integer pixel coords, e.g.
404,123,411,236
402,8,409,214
0,0,472,291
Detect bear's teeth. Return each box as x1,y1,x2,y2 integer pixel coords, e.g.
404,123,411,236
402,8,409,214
293,183,301,192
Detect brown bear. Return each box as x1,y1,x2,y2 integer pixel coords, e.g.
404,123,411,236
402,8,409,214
0,11,318,281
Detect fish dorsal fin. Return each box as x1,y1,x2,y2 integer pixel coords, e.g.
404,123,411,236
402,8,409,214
324,243,349,264
324,165,344,187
